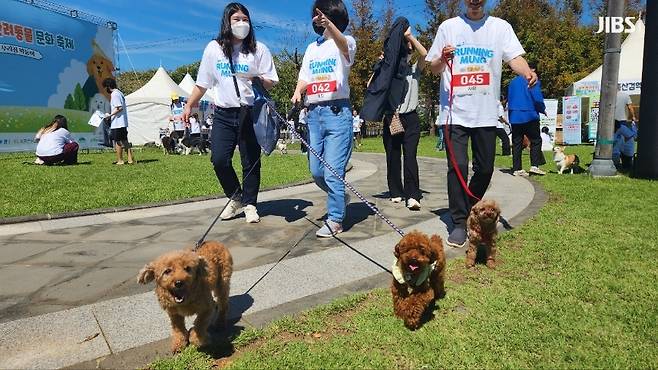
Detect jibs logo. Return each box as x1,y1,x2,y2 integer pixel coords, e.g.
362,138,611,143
595,17,636,34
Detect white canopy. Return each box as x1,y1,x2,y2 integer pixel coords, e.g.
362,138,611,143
571,19,645,95
178,73,216,104
125,67,188,144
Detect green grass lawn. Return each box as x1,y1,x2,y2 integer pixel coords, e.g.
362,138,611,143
0,148,310,219
151,136,658,369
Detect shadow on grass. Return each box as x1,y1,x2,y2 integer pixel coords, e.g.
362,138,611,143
201,293,255,359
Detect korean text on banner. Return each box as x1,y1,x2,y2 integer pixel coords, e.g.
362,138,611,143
562,96,581,145
540,99,558,134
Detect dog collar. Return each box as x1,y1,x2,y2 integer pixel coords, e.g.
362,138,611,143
392,259,436,290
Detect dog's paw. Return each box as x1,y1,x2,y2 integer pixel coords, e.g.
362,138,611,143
189,326,208,347
486,259,496,269
171,336,189,353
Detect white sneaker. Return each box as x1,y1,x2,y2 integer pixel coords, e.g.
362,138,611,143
513,169,529,177
407,198,421,210
390,197,403,203
316,220,343,238
529,166,546,176
244,204,260,223
220,199,243,220
34,158,44,165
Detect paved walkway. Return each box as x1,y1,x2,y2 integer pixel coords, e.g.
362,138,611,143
0,152,538,369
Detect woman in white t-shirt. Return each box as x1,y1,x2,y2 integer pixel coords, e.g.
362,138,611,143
170,94,186,141
35,115,79,165
352,109,363,147
184,2,278,224
291,0,356,238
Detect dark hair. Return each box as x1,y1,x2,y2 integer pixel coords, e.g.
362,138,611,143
312,0,349,33
102,78,117,89
48,115,68,130
216,3,257,59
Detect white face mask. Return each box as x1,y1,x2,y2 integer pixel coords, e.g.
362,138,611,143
231,21,250,40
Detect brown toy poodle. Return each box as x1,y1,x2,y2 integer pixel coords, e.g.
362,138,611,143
137,240,233,353
391,230,446,330
466,199,501,269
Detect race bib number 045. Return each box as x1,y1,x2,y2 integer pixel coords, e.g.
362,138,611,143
307,81,337,96
452,72,490,95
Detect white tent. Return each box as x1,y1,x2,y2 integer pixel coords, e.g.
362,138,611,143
570,19,645,96
178,73,217,104
125,67,188,145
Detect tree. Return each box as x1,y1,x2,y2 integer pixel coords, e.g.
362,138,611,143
380,0,396,40
64,94,74,110
73,83,88,111
349,0,382,110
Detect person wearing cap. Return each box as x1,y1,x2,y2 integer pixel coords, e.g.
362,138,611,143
183,2,278,224
290,0,356,238
170,93,186,142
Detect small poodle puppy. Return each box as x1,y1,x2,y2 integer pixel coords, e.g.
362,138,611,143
391,230,446,330
137,240,233,353
466,199,501,269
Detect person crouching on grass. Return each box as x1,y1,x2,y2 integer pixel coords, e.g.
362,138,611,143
291,0,356,238
184,2,279,224
34,115,79,165
102,78,134,165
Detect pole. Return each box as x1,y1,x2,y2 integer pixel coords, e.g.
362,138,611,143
590,0,624,177
635,3,658,179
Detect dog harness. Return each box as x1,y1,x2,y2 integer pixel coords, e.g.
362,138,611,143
392,259,436,293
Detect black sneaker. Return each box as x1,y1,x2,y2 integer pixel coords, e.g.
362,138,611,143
447,227,467,248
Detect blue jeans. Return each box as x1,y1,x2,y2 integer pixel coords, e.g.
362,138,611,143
307,100,353,223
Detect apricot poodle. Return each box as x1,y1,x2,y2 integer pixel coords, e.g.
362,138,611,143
137,240,233,353
466,199,501,269
391,230,446,330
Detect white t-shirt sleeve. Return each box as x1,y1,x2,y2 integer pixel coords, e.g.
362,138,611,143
341,36,357,67
501,21,525,62
256,42,279,83
298,44,313,83
426,25,447,62
625,94,632,105
110,91,120,109
196,41,218,89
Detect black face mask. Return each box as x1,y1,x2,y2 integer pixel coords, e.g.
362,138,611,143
313,23,325,36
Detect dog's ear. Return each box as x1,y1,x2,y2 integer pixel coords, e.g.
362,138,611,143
394,242,401,258
196,256,208,278
429,235,442,262
137,263,155,284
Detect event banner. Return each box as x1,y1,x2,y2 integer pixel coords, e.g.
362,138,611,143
540,99,558,134
588,96,600,141
0,1,115,152
562,96,582,145
573,81,600,97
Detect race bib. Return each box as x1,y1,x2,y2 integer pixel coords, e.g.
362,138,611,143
451,44,494,96
306,80,337,96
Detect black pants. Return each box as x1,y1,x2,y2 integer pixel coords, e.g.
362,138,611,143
383,111,421,201
211,107,261,206
496,128,511,155
444,125,496,228
511,119,545,171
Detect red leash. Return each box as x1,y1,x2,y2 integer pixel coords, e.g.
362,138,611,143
442,57,481,202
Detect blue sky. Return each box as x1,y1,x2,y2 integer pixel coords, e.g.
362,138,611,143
56,0,428,72
55,0,641,73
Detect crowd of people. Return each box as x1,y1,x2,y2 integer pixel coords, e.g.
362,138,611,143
30,0,637,243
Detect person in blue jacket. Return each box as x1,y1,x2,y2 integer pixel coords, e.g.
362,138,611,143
508,64,546,176
613,120,637,172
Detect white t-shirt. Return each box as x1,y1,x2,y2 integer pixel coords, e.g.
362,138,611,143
196,40,279,108
36,128,74,157
171,101,186,130
614,91,632,121
110,89,128,129
541,132,553,151
352,115,363,132
189,117,201,134
298,36,357,104
426,15,525,128
496,101,509,129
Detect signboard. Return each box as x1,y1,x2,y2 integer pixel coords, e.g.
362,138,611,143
540,99,558,134
618,80,641,95
588,96,600,140
562,96,581,144
573,81,600,97
0,1,115,152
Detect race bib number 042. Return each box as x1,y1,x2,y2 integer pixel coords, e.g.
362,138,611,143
307,81,337,96
452,72,490,95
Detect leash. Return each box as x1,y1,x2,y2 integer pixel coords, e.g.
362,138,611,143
443,57,481,202
280,103,406,237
